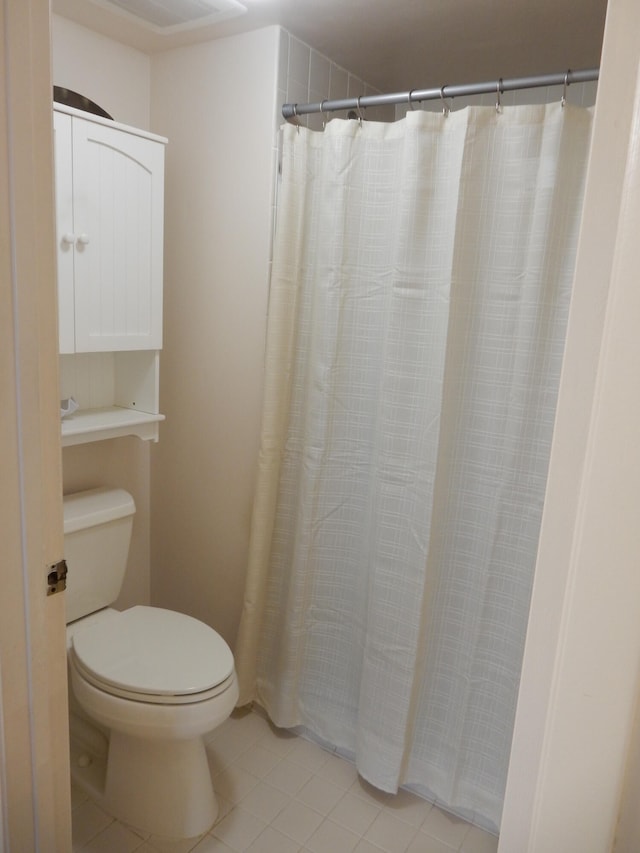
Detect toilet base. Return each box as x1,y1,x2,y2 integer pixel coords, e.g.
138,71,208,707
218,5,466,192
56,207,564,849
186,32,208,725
103,732,218,839
70,726,218,839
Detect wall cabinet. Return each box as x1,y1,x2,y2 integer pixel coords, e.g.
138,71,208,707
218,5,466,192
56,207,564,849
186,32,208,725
54,105,166,353
54,105,168,445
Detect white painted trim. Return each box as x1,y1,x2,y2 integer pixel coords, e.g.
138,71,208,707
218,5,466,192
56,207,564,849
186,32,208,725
0,659,6,853
500,0,640,850
0,0,70,848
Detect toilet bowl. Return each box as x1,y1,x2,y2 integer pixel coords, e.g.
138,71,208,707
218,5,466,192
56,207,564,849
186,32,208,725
63,488,238,839
68,605,239,838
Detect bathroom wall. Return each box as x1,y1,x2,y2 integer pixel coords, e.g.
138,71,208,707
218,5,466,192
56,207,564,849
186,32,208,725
51,15,151,128
52,15,153,611
148,28,280,645
148,27,390,646
51,11,393,643
50,12,596,648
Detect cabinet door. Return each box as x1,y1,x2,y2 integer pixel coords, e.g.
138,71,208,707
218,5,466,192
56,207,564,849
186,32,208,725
53,111,76,354
71,117,164,351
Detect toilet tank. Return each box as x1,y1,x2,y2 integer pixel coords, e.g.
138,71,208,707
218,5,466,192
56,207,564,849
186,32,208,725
63,487,136,624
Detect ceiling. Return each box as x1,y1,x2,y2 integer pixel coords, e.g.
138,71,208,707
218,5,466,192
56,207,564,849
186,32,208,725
52,0,608,94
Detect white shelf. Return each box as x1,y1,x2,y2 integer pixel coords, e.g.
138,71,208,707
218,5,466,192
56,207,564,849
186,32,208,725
61,406,165,447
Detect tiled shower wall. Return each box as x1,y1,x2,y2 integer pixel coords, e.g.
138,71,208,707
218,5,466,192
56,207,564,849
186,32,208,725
269,30,395,265
275,28,597,130
276,29,395,134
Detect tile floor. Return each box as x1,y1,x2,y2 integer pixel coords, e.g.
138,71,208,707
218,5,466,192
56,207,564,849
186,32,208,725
71,708,499,853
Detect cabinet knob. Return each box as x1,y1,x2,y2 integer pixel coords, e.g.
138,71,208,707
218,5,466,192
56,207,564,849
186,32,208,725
77,233,91,245
61,233,76,245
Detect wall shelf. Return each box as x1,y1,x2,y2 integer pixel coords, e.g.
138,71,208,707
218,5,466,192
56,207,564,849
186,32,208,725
61,406,165,447
59,351,163,447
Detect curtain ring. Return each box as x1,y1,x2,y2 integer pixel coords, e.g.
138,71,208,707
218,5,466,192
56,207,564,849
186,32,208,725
292,103,300,133
561,69,571,108
319,99,327,130
440,85,450,117
408,89,416,111
495,78,503,114
356,95,364,127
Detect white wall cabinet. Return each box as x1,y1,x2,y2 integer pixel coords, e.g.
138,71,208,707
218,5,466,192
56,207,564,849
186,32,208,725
54,104,166,353
54,104,167,445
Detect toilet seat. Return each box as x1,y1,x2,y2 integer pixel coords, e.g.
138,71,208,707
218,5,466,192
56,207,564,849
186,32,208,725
70,606,235,706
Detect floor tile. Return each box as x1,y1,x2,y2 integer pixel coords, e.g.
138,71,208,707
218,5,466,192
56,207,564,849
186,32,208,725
122,821,152,842
239,781,290,823
305,817,360,853
329,791,381,836
363,810,419,853
146,833,206,853
296,774,344,814
354,841,388,853
71,781,90,810
214,795,234,824
246,825,301,853
271,799,324,844
72,800,113,849
212,765,260,805
264,756,314,796
406,833,457,853
82,820,145,852
190,836,236,852
227,708,272,741
383,789,432,828
286,737,332,772
421,806,471,849
258,727,298,758
460,825,499,853
207,733,253,770
350,776,392,808
315,753,359,789
233,745,283,779
211,808,267,851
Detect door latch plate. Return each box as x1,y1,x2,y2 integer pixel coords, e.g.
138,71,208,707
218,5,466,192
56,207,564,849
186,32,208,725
47,559,68,595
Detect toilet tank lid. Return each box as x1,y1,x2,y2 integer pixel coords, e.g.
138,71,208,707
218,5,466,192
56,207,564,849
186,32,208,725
63,487,136,534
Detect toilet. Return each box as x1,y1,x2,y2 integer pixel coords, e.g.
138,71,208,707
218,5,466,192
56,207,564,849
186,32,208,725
63,486,238,839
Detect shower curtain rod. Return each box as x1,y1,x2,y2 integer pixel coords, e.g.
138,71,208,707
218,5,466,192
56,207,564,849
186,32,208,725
281,67,599,119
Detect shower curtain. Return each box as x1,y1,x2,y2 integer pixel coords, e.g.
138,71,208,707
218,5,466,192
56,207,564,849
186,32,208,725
235,103,592,831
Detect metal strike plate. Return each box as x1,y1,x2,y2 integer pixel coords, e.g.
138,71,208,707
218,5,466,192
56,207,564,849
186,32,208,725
47,559,68,595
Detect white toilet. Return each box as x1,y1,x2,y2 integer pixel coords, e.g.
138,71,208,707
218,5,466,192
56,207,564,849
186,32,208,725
63,486,238,839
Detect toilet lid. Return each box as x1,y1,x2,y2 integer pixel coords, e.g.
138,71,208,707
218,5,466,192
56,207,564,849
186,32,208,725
71,606,234,698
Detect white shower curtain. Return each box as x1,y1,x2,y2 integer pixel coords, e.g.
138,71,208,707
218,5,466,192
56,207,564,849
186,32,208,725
235,104,592,831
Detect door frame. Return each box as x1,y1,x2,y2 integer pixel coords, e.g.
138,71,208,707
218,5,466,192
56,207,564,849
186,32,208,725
500,0,640,849
0,0,71,849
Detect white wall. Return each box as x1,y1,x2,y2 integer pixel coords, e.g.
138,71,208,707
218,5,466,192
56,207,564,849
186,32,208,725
148,25,390,648
149,27,280,645
51,14,151,128
51,13,393,642
52,15,153,611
